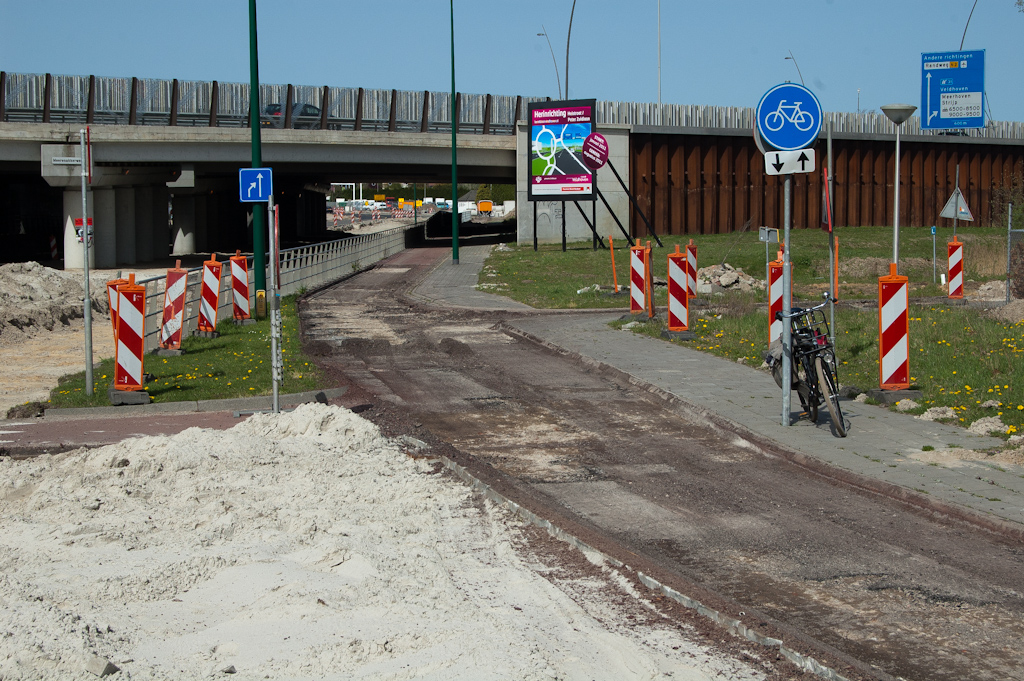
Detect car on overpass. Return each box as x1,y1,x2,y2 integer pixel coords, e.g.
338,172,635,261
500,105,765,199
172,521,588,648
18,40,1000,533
262,103,321,129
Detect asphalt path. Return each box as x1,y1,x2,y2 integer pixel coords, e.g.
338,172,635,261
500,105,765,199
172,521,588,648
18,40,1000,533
300,246,1024,681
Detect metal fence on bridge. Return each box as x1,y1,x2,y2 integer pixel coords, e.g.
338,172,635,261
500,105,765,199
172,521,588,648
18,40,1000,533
3,71,1024,140
131,227,409,353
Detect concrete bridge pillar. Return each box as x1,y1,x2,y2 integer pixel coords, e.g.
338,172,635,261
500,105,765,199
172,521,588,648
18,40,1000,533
115,187,136,265
153,186,170,259
171,194,195,255
62,188,94,270
194,194,208,253
93,188,116,268
134,186,154,263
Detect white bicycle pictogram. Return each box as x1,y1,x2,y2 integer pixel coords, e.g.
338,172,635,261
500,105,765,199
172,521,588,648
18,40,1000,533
763,100,814,132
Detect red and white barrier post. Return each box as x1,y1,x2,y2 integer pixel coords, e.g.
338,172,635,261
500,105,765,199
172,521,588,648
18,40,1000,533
947,236,964,299
106,277,128,337
879,263,910,390
49,235,59,259
198,253,223,334
230,250,252,321
159,260,187,350
630,242,648,314
114,274,146,392
685,239,698,297
667,245,689,331
768,251,784,343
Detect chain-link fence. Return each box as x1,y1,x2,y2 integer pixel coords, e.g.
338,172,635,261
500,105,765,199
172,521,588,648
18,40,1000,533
1007,202,1024,302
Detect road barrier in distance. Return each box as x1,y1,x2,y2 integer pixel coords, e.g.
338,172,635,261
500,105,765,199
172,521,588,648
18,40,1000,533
608,236,620,292
198,254,223,333
768,253,784,343
230,250,251,320
159,260,187,349
644,241,655,318
667,245,689,331
105,277,128,337
948,236,964,299
630,242,647,314
114,274,146,391
879,263,910,390
685,239,698,297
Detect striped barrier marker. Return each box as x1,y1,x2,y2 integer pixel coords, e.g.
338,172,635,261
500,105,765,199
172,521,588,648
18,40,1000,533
159,260,187,350
49,235,58,259
230,250,251,320
198,253,223,333
768,252,786,343
685,239,698,297
114,274,146,391
879,263,910,390
106,277,128,337
667,245,689,331
645,241,655,318
630,242,647,314
947,236,963,299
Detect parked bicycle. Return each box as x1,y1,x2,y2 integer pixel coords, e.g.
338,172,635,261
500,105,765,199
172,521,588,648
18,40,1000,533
765,293,847,437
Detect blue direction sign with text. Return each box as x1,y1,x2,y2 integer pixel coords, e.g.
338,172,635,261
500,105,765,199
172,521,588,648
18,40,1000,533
921,50,984,130
755,83,822,152
239,167,273,202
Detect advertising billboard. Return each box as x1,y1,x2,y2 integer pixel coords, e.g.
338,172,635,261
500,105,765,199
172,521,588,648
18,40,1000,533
527,99,596,201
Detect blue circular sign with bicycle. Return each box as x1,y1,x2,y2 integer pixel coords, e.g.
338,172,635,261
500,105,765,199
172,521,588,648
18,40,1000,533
755,83,822,152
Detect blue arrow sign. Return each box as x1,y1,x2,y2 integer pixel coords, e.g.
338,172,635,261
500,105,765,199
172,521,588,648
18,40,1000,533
921,50,984,130
239,167,273,202
755,83,822,152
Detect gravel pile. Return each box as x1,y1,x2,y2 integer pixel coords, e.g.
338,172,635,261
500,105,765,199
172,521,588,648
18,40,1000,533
696,263,764,294
0,262,109,347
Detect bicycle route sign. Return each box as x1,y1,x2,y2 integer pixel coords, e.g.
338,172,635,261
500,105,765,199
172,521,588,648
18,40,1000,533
755,83,822,152
921,50,985,130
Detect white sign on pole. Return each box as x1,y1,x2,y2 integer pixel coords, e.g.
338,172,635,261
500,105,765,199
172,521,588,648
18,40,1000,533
764,148,816,176
939,187,974,221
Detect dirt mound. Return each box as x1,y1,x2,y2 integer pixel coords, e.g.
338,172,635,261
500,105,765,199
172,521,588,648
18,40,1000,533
841,257,931,279
988,299,1024,324
0,262,110,347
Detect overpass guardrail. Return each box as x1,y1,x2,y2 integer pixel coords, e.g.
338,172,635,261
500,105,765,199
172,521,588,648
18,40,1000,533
132,227,409,353
2,71,1023,140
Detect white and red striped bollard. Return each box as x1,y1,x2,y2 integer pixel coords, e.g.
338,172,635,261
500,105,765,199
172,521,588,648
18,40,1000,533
160,260,187,349
198,253,223,333
49,235,58,259
768,254,784,343
106,277,128,337
879,263,910,390
114,274,146,391
947,236,964,299
667,245,689,331
230,250,251,320
685,239,698,297
630,242,647,314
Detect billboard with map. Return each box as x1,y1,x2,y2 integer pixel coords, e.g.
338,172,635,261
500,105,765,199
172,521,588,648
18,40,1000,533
527,99,596,201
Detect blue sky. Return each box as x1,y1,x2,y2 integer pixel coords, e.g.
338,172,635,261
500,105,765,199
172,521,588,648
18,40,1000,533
2,1,1022,122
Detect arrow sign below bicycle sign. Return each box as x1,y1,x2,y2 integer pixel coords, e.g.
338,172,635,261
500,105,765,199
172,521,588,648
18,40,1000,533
764,148,816,176
755,83,823,152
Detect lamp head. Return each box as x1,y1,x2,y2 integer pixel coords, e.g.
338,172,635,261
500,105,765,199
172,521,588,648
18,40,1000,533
880,104,917,125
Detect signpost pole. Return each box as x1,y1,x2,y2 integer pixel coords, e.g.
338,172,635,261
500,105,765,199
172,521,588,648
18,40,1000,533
827,121,835,344
561,201,566,252
80,129,93,396
268,194,280,414
781,176,792,426
953,166,960,239
249,0,266,296
450,0,459,265
933,226,937,283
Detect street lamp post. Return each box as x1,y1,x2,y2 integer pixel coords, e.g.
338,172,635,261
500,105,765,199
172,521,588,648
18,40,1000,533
881,104,917,265
537,28,562,99
565,0,577,98
785,50,805,86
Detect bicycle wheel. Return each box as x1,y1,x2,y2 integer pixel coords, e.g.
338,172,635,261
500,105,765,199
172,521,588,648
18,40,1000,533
794,110,814,131
797,359,818,422
815,356,847,437
764,110,785,132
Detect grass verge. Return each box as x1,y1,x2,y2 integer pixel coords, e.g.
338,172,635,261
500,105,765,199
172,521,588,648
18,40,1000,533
47,295,321,408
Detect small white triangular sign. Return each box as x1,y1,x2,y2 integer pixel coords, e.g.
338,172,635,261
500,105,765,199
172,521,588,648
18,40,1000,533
940,187,974,221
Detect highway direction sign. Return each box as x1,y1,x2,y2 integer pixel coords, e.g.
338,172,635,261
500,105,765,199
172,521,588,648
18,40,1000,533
755,83,822,152
921,50,985,130
239,167,273,202
764,148,816,176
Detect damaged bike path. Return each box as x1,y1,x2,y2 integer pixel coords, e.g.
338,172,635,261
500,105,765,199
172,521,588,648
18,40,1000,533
412,245,1024,534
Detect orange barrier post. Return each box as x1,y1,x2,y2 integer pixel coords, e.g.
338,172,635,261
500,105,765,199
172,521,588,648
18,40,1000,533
629,241,647,314
667,245,689,331
230,250,251,320
114,274,146,391
834,236,839,301
608,236,619,292
685,239,698,297
947,236,964,299
768,250,786,344
198,254,223,334
159,260,187,350
879,263,910,390
105,277,128,337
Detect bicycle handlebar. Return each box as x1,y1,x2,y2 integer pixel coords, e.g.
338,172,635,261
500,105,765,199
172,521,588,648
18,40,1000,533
775,294,837,320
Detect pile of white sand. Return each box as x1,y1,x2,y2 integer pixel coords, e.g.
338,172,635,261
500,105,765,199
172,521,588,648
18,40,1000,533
0,403,758,680
0,262,110,346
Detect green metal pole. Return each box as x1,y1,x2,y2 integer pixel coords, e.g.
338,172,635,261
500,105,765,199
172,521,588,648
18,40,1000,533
249,0,266,293
450,0,459,264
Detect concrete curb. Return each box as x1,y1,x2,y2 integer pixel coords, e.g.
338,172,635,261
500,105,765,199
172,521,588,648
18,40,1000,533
499,322,1024,545
42,387,349,420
